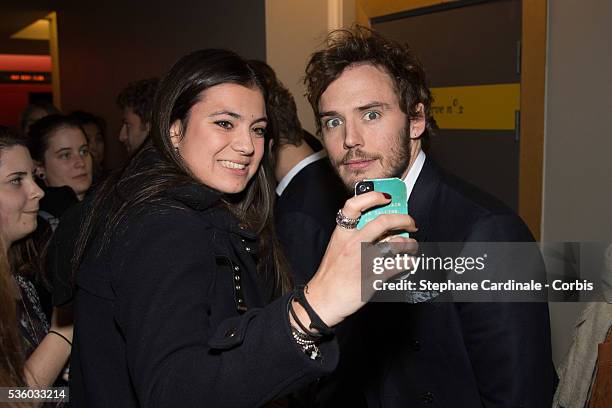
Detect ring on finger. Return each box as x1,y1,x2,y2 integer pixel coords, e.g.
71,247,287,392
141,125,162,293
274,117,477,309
336,209,360,230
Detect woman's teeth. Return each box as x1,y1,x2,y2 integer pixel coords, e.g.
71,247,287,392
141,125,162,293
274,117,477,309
220,160,246,170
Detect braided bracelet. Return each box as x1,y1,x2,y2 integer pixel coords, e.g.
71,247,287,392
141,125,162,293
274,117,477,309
293,285,334,337
288,295,323,340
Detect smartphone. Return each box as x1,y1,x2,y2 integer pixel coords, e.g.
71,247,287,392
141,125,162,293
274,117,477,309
354,177,409,237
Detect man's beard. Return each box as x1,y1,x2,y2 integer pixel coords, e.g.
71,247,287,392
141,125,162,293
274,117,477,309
329,126,412,193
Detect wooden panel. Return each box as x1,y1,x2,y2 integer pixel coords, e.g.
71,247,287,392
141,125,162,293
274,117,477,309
519,0,546,240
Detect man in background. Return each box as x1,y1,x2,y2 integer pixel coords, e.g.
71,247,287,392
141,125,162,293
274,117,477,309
116,78,159,155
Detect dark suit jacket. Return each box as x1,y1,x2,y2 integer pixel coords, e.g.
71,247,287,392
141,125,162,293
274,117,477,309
364,158,556,407
275,157,347,285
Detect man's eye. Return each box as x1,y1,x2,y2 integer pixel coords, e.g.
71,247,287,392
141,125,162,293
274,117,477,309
363,111,381,121
215,120,233,129
325,117,344,129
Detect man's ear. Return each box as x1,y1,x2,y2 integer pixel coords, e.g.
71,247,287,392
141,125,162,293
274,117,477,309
409,103,426,140
169,120,182,148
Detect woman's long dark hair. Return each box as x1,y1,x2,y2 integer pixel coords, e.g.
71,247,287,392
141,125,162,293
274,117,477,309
0,127,26,388
74,49,292,293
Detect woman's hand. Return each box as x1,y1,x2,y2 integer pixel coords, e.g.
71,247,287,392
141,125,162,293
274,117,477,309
292,192,418,330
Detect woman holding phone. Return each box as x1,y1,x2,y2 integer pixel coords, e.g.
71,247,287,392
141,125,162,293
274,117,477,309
70,49,415,407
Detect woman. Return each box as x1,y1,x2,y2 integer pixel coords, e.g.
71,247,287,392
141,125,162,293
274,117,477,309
69,111,106,181
25,115,93,321
71,49,414,407
28,114,93,205
0,127,72,391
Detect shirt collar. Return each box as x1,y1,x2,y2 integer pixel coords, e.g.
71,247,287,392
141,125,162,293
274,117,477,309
402,149,426,201
276,150,327,196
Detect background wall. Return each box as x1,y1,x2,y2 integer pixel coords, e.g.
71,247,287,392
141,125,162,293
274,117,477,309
57,0,266,168
543,0,612,365
265,0,328,136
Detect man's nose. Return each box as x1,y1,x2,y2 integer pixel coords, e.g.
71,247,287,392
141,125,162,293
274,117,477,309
343,120,364,149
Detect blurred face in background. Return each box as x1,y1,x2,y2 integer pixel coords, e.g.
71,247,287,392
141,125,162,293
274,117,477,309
0,146,44,247
24,108,51,134
119,107,149,155
170,83,267,194
81,122,105,167
37,126,93,201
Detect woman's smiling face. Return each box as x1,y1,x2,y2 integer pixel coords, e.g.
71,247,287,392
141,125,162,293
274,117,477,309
170,83,267,194
0,145,44,247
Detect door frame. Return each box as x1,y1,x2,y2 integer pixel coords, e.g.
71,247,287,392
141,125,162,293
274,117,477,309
355,0,547,240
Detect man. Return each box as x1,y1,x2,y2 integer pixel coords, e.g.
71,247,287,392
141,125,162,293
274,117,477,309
116,78,159,155
249,60,347,285
304,27,556,407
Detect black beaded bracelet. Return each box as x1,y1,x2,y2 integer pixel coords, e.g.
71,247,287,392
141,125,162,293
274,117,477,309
293,285,334,337
288,295,323,340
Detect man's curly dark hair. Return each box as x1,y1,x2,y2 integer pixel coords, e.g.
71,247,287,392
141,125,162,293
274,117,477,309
304,26,436,150
116,78,160,127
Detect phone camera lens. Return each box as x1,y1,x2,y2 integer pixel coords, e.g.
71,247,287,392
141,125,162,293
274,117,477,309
355,181,374,195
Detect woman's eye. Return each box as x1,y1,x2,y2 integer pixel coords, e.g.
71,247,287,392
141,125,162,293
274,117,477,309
325,117,344,129
80,147,90,156
215,120,233,130
363,111,381,121
9,177,22,186
252,127,266,137
60,153,71,160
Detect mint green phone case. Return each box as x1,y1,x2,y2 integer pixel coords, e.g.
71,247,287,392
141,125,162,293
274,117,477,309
354,178,409,237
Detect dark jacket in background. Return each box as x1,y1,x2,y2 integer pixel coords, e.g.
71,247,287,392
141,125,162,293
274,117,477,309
275,157,347,285
70,183,339,407
32,185,78,321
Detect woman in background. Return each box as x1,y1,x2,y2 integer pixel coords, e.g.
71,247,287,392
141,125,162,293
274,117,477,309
0,127,72,390
28,114,93,205
25,115,93,321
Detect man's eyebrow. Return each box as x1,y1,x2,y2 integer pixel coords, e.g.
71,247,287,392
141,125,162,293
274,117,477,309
209,111,241,119
318,110,340,118
318,102,391,118
357,102,390,111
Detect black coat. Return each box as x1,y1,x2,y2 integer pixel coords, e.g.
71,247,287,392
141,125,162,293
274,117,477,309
70,184,339,407
362,158,556,407
275,157,348,285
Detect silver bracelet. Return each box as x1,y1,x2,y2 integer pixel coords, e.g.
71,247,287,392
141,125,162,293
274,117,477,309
291,327,321,360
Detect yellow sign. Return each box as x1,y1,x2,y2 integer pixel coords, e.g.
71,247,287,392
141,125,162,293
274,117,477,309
430,83,520,130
